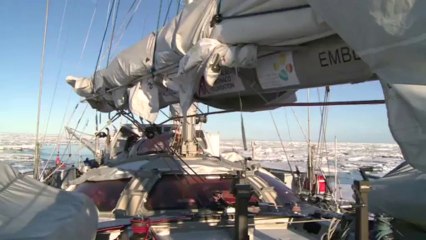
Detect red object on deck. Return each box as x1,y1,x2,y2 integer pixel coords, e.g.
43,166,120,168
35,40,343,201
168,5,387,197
131,217,150,235
55,155,61,165
316,175,326,194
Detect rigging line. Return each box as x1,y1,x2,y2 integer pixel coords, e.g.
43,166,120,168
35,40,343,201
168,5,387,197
252,99,386,108
54,0,69,54
307,89,311,147
41,35,70,144
176,0,181,15
34,0,51,179
290,108,308,142
159,109,169,119
314,89,326,163
322,88,331,171
157,100,386,125
150,0,164,74
220,4,309,21
155,0,164,31
314,87,330,171
283,108,296,158
55,0,68,53
316,87,329,145
284,109,293,142
93,0,116,80
39,102,83,179
110,0,143,53
40,99,78,178
193,103,204,115
77,1,99,62
168,146,205,183
60,103,90,160
269,111,295,178
105,0,113,24
79,0,99,64
106,0,121,65
162,0,173,26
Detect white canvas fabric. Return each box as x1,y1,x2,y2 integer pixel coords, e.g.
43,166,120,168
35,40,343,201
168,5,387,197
128,80,159,123
0,163,98,240
66,0,334,120
370,168,426,230
307,0,426,172
211,0,334,46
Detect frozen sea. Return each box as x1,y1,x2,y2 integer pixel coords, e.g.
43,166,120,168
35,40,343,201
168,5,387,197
0,133,404,202
0,133,93,173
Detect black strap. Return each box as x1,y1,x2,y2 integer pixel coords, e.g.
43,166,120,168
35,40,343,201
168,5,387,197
211,4,310,27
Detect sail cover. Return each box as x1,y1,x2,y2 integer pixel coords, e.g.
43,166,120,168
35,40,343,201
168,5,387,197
369,164,426,230
307,0,426,172
0,163,98,240
67,0,340,121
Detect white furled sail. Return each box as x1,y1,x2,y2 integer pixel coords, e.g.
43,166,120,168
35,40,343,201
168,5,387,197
67,0,373,119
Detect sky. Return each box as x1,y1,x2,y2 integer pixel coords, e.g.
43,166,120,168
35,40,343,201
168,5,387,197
0,0,395,144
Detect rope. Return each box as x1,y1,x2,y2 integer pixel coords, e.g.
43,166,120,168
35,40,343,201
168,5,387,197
375,215,394,240
315,87,330,172
168,147,205,184
220,4,309,21
93,0,116,79
326,218,341,240
41,31,71,144
150,0,164,75
34,0,50,179
60,104,89,161
54,0,68,54
110,0,143,53
39,101,78,179
290,108,308,142
79,0,98,65
176,0,181,15
269,111,295,178
162,0,173,26
106,0,121,65
157,100,386,125
283,109,297,161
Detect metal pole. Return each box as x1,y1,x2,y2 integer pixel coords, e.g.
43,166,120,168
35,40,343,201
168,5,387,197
34,0,50,179
354,180,371,240
307,145,315,195
234,184,251,240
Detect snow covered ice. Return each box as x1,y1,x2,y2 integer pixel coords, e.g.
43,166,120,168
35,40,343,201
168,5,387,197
0,133,404,202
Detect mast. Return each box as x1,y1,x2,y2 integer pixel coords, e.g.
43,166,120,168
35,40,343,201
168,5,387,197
307,145,315,195
306,89,315,194
34,0,50,179
180,104,198,157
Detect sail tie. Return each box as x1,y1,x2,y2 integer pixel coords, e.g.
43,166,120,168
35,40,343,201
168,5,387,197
212,4,310,26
